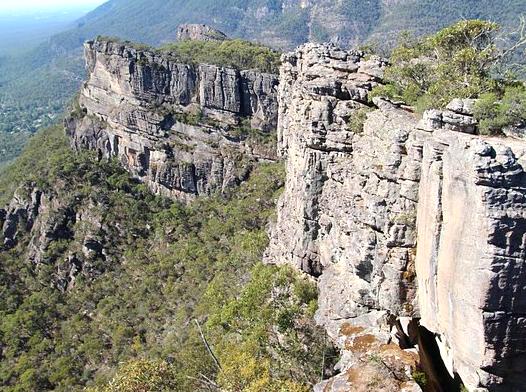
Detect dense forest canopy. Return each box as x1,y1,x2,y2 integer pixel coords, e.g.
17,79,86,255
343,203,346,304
0,125,336,391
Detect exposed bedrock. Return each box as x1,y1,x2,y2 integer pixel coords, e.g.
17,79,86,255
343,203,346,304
264,43,526,391
416,129,526,391
0,184,112,292
176,24,228,42
67,38,279,201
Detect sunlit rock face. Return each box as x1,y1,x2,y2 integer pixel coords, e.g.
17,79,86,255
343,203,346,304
265,42,526,392
67,38,279,202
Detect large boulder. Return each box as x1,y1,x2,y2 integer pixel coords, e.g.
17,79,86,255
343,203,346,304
176,24,228,42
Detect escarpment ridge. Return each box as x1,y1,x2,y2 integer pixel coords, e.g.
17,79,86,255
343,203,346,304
3,27,525,392
66,36,279,202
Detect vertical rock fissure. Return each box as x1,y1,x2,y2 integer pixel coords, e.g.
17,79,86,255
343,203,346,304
417,326,462,392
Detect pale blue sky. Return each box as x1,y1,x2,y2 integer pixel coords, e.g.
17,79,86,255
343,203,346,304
0,0,107,12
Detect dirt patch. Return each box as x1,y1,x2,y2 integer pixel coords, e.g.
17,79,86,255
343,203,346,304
346,334,378,352
340,323,365,336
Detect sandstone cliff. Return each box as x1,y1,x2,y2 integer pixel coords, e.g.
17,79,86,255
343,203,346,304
62,34,526,391
265,43,526,392
67,38,279,201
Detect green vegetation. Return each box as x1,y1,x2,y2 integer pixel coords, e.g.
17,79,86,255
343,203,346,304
474,85,526,135
101,35,282,73
0,125,334,391
412,370,428,388
86,359,179,392
0,132,31,170
348,107,373,134
0,125,73,205
227,119,277,147
372,20,501,110
160,39,281,74
0,50,83,165
372,19,526,135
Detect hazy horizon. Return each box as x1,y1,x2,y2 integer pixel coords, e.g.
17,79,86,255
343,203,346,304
0,0,108,55
0,0,107,14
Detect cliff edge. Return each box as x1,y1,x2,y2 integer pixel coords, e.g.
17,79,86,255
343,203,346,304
67,37,279,201
265,43,526,392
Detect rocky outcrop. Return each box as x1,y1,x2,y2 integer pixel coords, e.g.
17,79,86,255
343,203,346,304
265,43,422,391
67,38,278,201
415,121,526,391
0,183,111,291
176,24,228,42
1,186,42,249
265,43,526,391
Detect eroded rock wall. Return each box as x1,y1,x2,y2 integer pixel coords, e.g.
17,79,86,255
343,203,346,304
415,125,526,391
264,43,423,391
67,39,278,201
266,43,526,392
0,184,111,292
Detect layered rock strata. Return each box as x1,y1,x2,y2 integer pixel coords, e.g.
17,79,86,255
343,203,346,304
67,38,279,201
265,43,526,392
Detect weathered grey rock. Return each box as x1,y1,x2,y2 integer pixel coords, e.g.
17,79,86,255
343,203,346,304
503,124,526,140
176,24,227,42
68,38,279,201
265,43,422,391
419,107,477,134
240,70,280,131
446,98,477,115
2,186,42,249
198,64,242,115
1,182,126,291
266,43,526,392
416,133,526,392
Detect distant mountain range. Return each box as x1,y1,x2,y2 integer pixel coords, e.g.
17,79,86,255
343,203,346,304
1,0,525,165
40,0,526,50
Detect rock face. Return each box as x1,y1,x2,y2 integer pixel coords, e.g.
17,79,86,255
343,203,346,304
0,184,110,292
265,43,422,391
67,38,278,201
1,186,42,250
415,126,526,391
265,43,526,391
176,24,228,42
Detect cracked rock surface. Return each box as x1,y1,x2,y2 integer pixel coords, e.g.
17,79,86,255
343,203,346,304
265,43,526,392
67,38,279,202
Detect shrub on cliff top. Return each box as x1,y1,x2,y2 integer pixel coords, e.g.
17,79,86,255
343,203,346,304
161,39,281,74
96,36,281,73
372,19,526,112
474,84,526,135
